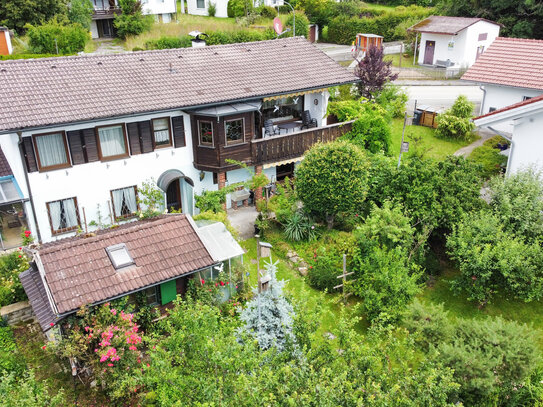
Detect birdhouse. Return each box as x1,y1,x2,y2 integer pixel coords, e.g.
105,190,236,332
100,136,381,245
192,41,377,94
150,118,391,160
259,242,272,258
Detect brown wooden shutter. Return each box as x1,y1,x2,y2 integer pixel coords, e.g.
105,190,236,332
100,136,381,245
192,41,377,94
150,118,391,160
139,121,153,153
67,130,86,165
82,129,99,162
172,116,186,148
22,137,38,173
126,122,142,155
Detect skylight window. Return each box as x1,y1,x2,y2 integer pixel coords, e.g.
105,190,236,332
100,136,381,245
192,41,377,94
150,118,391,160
106,243,135,270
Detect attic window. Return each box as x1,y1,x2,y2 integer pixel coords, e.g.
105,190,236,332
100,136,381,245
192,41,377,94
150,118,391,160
106,243,134,270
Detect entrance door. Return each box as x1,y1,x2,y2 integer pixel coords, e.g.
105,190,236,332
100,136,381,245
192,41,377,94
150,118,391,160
423,41,435,65
309,25,316,43
166,180,182,212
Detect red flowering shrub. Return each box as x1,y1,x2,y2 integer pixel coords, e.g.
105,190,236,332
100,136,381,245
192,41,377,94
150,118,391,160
50,303,146,401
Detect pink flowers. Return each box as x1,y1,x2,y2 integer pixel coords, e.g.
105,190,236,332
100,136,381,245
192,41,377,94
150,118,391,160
24,230,31,238
201,279,205,285
110,308,117,316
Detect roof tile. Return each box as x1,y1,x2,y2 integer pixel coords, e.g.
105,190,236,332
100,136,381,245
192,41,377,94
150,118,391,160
408,16,499,35
0,37,357,132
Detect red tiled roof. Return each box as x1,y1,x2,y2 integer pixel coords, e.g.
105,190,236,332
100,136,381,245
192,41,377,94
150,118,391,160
474,93,543,121
408,16,499,35
462,37,543,90
0,37,357,133
0,147,13,177
38,215,216,315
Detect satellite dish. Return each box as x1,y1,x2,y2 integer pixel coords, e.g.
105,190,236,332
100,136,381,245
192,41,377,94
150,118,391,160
273,17,283,36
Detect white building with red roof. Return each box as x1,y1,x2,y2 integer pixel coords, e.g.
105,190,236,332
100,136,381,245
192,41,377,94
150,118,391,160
473,94,543,174
408,16,500,71
462,37,543,133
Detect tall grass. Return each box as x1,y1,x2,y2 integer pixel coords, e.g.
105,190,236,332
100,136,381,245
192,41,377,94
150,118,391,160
123,14,281,50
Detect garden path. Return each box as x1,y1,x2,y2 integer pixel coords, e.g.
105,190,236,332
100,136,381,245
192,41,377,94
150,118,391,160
453,129,495,157
227,206,258,240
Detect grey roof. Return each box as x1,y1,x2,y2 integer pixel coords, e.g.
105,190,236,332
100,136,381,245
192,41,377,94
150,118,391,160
19,266,59,331
0,147,13,177
190,101,262,117
197,222,245,262
0,37,357,132
408,16,500,35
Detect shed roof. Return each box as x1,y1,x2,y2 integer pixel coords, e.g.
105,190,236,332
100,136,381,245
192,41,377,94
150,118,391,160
37,215,216,315
408,16,499,35
462,37,543,90
0,147,13,177
197,222,244,262
19,266,59,331
0,37,357,133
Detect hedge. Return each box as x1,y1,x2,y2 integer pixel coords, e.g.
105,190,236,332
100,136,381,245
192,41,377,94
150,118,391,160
327,5,434,44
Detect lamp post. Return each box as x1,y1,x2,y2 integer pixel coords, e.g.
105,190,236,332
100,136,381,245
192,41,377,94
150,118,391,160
274,0,295,37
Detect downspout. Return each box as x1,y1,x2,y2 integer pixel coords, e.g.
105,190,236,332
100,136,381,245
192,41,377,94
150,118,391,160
487,126,515,176
479,85,487,116
17,132,42,242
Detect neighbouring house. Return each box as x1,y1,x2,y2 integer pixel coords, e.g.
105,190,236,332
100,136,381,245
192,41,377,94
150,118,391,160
462,37,543,133
91,0,177,39
0,27,13,56
473,94,543,174
408,16,500,72
186,0,278,18
19,214,247,333
0,37,357,245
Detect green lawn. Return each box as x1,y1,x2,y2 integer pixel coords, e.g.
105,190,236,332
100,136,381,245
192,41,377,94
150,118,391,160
240,236,365,336
384,53,416,68
390,117,476,160
419,267,543,349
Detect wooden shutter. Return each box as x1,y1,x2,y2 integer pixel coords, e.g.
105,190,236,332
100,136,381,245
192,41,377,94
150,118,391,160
67,130,86,165
22,137,38,173
82,129,99,162
172,116,186,148
160,280,177,305
139,121,153,153
126,122,142,155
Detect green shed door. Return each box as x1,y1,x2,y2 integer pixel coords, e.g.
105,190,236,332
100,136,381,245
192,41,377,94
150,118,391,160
160,280,177,305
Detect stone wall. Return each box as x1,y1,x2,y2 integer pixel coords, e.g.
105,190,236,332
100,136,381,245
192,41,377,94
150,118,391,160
0,301,36,326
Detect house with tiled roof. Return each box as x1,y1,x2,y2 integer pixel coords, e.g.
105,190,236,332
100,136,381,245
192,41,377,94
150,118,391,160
408,16,500,71
20,214,247,333
0,37,357,245
473,94,543,174
462,37,543,133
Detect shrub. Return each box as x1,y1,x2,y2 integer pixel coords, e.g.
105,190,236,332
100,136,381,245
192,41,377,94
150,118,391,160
114,0,153,39
436,95,476,140
307,246,341,291
483,135,510,149
295,141,370,228
227,0,253,17
68,0,94,30
352,246,422,324
285,11,309,38
327,99,364,121
283,211,316,242
342,102,392,154
468,145,506,178
488,168,543,239
257,5,277,18
267,177,297,225
373,83,408,119
145,35,191,50
26,19,89,54
0,250,29,307
0,327,25,375
51,303,146,401
403,300,453,352
208,2,217,16
438,316,540,404
0,370,65,406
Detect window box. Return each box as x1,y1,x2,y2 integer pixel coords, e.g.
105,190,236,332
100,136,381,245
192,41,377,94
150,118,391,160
32,132,71,172
96,124,129,161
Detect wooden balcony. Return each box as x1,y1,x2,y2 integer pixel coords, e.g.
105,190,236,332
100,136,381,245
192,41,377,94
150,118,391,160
92,7,121,19
251,120,354,165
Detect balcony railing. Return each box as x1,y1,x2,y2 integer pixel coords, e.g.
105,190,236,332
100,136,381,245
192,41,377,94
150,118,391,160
251,120,354,165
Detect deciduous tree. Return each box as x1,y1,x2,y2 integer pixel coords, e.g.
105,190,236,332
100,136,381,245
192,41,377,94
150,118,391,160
355,45,398,100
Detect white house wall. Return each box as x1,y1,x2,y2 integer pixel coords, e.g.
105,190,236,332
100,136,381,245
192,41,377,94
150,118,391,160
142,0,177,15
187,0,229,18
508,112,543,174
90,21,99,39
482,85,543,133
418,21,499,68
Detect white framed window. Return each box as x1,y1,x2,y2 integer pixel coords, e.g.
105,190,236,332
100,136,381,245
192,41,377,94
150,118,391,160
111,186,138,219
198,120,214,146
33,132,70,171
196,0,205,8
152,117,172,148
225,118,244,145
97,125,128,160
46,197,80,235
